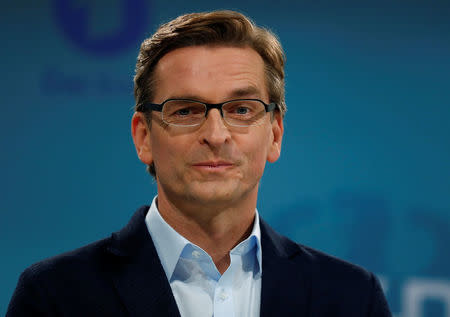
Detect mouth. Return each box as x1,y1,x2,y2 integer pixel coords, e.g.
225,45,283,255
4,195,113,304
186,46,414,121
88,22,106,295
192,161,234,170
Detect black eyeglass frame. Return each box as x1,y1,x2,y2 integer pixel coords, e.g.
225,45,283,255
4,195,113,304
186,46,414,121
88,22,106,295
136,98,278,126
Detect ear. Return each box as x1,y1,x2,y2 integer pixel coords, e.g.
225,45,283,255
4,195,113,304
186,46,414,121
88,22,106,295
131,112,153,165
267,112,284,163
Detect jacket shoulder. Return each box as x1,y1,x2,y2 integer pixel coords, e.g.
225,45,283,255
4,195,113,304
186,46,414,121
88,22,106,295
17,205,151,285
262,219,375,283
7,236,126,316
23,236,111,281
300,243,373,280
260,220,391,316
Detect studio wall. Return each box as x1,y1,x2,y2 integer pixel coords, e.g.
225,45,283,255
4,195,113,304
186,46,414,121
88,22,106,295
1,1,449,316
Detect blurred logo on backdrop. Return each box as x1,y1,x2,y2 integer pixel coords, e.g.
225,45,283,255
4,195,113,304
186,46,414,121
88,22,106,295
53,0,149,56
42,0,151,95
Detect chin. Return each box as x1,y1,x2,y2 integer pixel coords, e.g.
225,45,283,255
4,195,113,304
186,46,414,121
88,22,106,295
186,180,255,205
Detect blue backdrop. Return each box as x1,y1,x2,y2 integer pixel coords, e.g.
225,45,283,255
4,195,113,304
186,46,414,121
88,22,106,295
1,1,449,316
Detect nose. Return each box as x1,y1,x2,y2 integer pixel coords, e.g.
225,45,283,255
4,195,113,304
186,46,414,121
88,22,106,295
198,108,231,147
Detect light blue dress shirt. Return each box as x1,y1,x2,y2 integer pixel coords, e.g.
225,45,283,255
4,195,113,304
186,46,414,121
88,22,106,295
145,197,262,317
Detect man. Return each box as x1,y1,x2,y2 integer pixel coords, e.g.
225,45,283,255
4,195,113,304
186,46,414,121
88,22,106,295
7,10,392,316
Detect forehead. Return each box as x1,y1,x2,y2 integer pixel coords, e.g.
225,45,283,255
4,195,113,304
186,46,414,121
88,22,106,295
152,45,268,102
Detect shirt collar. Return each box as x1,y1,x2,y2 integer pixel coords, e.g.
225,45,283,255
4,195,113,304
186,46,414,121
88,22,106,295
145,196,262,280
145,197,189,281
231,211,262,275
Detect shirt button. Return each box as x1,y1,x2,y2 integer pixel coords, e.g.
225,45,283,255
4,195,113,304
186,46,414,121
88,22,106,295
219,291,228,301
192,250,201,258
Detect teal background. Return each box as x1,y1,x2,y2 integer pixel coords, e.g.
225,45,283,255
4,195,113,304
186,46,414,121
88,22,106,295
1,1,449,316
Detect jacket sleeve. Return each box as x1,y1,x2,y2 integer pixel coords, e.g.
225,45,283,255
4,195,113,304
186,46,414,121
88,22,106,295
368,273,392,317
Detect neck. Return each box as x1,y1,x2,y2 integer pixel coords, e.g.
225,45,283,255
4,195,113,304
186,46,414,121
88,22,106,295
156,193,257,274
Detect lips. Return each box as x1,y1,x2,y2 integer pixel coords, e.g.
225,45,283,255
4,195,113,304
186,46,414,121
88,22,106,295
192,161,234,168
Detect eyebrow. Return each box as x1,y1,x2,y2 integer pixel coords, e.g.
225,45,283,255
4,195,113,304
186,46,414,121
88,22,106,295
228,86,262,99
167,86,263,102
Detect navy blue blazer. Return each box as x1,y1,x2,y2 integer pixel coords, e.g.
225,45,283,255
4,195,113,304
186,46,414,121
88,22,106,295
7,206,392,316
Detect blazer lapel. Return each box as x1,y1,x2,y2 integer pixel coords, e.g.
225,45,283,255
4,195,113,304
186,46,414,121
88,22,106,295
260,218,312,317
106,206,181,317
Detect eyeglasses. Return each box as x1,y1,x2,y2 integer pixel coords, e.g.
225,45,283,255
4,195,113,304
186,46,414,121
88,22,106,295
137,98,277,127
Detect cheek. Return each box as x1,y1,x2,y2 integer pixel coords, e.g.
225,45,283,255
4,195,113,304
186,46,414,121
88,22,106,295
242,136,270,174
152,136,192,174
151,135,176,172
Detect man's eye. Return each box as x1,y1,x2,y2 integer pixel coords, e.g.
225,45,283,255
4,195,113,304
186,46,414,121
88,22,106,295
235,107,250,115
175,108,191,116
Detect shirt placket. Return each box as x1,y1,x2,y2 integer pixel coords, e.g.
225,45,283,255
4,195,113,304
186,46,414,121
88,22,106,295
213,256,235,317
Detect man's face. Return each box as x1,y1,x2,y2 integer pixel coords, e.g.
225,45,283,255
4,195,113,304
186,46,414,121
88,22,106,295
132,45,283,211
